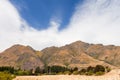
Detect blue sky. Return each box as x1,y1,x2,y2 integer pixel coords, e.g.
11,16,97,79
10,0,83,30
0,0,120,52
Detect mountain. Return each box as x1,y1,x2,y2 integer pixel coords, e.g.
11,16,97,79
41,41,115,68
0,44,44,70
0,41,120,70
86,44,120,67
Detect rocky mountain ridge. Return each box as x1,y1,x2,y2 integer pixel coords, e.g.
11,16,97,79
0,41,120,70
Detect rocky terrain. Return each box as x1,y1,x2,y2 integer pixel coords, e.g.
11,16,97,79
0,40,120,70
0,44,44,70
41,41,116,68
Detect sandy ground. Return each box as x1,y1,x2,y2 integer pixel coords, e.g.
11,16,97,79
13,69,120,80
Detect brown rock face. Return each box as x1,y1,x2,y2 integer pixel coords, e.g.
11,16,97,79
0,44,44,70
1,40,120,70
86,44,120,67
41,41,115,68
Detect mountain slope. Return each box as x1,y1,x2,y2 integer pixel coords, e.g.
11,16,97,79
0,44,44,70
41,41,115,68
86,44,120,67
1,40,120,70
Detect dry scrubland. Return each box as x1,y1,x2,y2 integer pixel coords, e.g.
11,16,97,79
13,69,120,80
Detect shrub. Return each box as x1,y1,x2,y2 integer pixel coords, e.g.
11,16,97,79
64,71,71,75
35,67,41,75
95,71,105,76
85,71,94,76
105,66,111,72
72,71,79,75
79,69,86,75
0,72,16,80
0,66,14,74
73,67,78,71
94,65,105,73
14,70,30,75
87,66,94,73
57,72,63,75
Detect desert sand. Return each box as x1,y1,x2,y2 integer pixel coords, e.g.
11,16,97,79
13,69,120,80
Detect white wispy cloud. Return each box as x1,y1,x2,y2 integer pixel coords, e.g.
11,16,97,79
0,0,120,52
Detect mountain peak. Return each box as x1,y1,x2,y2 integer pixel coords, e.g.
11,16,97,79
0,44,44,70
4,44,35,52
71,40,86,44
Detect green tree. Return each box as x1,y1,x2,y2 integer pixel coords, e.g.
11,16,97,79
35,67,41,75
94,65,105,73
87,66,94,73
79,68,86,75
73,67,78,71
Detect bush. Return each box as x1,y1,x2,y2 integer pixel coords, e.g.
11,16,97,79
87,66,94,72
35,67,41,75
85,71,94,76
94,65,105,73
64,71,71,75
57,72,63,75
72,71,79,75
95,71,105,76
73,67,78,71
79,69,86,75
14,70,30,75
0,66,14,74
80,65,106,76
105,66,111,72
0,72,16,80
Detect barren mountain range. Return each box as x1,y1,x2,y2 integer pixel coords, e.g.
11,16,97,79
0,41,120,70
